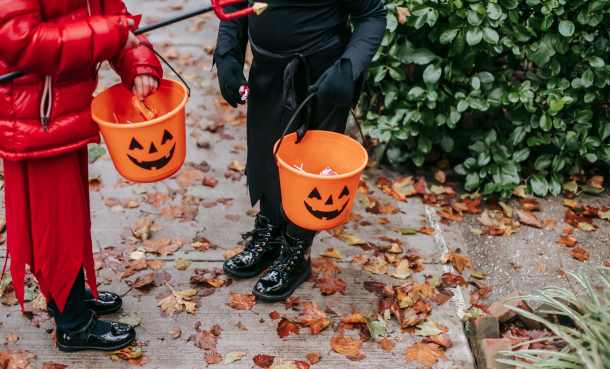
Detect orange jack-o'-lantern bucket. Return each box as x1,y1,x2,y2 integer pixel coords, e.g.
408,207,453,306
274,95,368,230
91,78,188,183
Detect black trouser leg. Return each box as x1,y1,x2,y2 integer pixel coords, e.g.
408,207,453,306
281,206,317,239
48,268,90,332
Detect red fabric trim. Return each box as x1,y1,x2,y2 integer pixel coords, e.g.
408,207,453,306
0,135,100,162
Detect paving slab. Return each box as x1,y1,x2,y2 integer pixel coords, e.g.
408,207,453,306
0,1,474,368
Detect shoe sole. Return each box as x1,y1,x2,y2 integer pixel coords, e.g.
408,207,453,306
252,267,312,302
223,259,276,279
57,333,135,352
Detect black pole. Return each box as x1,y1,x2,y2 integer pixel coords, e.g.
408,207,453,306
0,5,215,83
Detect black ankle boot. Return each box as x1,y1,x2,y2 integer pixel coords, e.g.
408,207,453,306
252,232,313,301
223,214,285,278
56,311,135,352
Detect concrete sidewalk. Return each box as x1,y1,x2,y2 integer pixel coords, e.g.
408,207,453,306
0,1,474,368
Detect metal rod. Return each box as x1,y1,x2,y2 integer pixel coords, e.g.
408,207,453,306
133,5,213,35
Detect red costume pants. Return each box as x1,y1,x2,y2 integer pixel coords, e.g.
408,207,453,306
3,147,97,312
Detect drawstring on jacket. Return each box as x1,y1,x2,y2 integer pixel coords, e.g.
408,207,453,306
39,0,92,131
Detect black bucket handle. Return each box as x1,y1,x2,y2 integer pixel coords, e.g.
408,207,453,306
138,42,191,97
273,93,366,160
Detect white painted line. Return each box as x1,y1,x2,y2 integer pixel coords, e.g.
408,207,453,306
425,204,467,319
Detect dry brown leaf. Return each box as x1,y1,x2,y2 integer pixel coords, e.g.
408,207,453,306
313,277,347,295
293,301,330,334
311,257,340,277
378,338,396,353
361,256,389,274
537,263,546,272
306,352,321,364
571,247,589,262
330,334,364,356
253,355,275,368
515,209,543,228
557,235,577,247
318,248,341,259
157,286,198,317
226,291,257,310
147,259,165,271
0,349,37,369
169,327,181,339
440,248,474,274
403,342,446,367
277,317,300,338
174,168,205,187
204,351,222,367
223,246,244,260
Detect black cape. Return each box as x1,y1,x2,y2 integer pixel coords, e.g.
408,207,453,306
215,0,386,212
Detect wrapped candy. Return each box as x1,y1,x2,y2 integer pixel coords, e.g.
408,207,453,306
132,95,158,121
319,167,338,176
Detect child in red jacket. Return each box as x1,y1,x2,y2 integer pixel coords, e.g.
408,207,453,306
0,0,162,352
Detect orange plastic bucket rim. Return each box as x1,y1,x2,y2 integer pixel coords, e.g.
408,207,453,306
274,132,368,179
274,130,368,230
92,78,188,130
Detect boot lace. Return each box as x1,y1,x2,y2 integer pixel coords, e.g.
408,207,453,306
242,225,280,253
270,237,303,274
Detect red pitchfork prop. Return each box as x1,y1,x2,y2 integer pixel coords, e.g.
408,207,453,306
0,1,267,83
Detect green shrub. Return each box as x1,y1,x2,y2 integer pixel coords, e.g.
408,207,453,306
497,266,610,368
360,0,610,198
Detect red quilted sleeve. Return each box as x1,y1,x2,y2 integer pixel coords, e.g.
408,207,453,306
109,2,163,92
0,0,130,75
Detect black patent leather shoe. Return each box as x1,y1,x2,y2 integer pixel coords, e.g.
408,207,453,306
252,232,313,301
223,214,285,279
84,290,122,315
56,311,135,352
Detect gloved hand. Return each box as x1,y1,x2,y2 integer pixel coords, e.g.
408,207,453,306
215,51,248,108
308,58,355,107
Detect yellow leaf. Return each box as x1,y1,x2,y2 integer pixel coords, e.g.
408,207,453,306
319,248,341,259
562,199,578,208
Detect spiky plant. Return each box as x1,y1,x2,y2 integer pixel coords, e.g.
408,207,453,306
496,266,610,369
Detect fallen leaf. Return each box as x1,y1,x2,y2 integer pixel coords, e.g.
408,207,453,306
188,329,217,350
225,214,240,222
228,160,246,172
378,337,396,353
440,248,474,274
571,247,589,262
226,291,257,310
6,332,18,343
537,263,546,272
173,258,192,270
269,311,280,320
224,351,247,365
277,317,300,338
174,168,205,187
393,228,417,235
253,354,276,368
42,363,68,369
419,227,435,235
557,235,577,247
204,351,222,367
391,259,413,279
377,218,391,224
330,335,364,356
223,246,244,260
0,349,37,369
361,256,389,274
294,301,329,334
343,234,368,245
404,342,446,367
118,312,143,327
157,285,198,317
169,327,181,339
147,259,165,271
313,276,347,295
543,220,556,227
306,352,321,364
318,248,341,259
311,257,340,277
514,209,543,228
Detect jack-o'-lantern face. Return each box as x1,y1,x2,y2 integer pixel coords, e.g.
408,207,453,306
304,186,350,220
127,129,176,170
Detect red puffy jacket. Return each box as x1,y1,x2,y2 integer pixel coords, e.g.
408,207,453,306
0,0,163,161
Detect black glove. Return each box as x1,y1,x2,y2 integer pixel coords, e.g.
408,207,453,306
308,58,355,107
215,51,248,108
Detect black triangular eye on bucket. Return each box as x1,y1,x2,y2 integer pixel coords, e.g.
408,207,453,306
338,186,350,199
129,138,143,150
308,188,322,200
162,129,173,144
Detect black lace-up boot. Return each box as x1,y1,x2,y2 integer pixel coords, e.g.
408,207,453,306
252,232,313,301
223,214,285,278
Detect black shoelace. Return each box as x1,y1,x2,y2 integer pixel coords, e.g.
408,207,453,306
242,226,280,252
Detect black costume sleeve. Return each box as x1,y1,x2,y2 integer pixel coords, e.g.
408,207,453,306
341,0,386,81
215,2,249,62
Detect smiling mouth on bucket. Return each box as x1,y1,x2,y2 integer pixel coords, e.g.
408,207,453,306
127,144,176,170
303,200,349,220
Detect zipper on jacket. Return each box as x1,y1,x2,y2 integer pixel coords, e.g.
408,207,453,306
39,75,52,132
